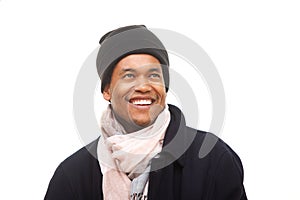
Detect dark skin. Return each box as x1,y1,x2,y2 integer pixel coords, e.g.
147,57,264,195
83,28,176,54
103,54,167,133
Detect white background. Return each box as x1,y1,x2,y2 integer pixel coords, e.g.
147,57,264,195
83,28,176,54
1,0,300,199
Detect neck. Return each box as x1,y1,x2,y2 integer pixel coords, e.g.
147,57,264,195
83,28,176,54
114,113,148,133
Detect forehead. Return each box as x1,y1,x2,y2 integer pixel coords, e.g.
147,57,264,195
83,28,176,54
114,54,162,72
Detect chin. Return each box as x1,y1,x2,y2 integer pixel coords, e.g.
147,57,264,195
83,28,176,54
133,119,152,127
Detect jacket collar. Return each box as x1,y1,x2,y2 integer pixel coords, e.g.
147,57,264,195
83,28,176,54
153,104,195,168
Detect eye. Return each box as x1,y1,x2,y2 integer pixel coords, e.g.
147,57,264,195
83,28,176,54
149,73,161,78
123,73,135,79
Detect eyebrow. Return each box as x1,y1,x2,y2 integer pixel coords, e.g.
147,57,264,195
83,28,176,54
119,66,162,75
119,68,136,75
148,68,162,73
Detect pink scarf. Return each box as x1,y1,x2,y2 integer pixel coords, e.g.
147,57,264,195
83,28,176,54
97,105,170,200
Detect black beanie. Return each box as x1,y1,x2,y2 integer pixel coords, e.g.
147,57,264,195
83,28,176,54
96,25,170,93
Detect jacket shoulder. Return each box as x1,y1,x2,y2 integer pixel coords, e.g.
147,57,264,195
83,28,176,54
44,138,102,200
186,127,242,164
60,138,99,171
184,127,246,199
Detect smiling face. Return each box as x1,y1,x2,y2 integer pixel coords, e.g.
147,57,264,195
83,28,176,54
103,54,167,133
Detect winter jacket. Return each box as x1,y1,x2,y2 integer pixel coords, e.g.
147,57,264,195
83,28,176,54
45,104,247,200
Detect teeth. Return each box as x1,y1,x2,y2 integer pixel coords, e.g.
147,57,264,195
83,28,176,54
132,99,152,105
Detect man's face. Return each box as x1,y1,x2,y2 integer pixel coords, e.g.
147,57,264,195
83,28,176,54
103,54,167,132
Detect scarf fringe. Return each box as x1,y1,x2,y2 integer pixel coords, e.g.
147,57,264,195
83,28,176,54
130,193,147,200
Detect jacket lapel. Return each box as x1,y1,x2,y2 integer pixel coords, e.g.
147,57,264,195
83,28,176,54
148,104,190,200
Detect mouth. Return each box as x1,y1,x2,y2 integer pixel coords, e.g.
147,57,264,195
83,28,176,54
129,97,155,107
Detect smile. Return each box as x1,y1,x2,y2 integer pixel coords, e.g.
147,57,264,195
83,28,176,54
129,98,155,106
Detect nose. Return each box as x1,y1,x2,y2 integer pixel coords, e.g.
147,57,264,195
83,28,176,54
134,77,151,93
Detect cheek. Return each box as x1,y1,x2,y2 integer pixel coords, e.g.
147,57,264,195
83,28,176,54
111,81,135,96
110,85,131,110
156,86,167,102
110,84,125,101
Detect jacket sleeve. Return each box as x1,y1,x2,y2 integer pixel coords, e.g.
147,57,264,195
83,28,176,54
213,151,247,200
44,164,76,200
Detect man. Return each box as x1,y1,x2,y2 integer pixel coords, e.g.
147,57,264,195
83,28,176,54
45,25,247,200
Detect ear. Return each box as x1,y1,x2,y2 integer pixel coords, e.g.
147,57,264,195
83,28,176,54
102,85,111,101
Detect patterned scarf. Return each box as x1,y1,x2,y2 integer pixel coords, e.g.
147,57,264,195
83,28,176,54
97,105,170,200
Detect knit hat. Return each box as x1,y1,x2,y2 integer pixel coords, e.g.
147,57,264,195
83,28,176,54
96,25,170,92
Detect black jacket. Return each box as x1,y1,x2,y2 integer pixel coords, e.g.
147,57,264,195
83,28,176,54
45,105,247,200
